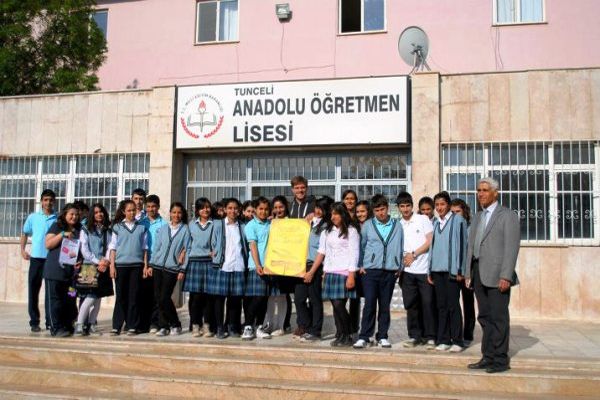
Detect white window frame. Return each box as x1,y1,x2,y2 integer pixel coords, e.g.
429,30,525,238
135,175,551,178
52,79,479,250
0,153,149,240
492,0,546,26
338,0,387,35
195,0,239,45
91,9,109,39
441,141,599,246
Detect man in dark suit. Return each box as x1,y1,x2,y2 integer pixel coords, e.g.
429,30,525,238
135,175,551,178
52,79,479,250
465,177,520,373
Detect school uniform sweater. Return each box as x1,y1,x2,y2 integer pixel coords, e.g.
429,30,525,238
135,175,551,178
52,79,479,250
150,224,191,274
112,222,148,266
360,218,404,270
428,213,468,277
307,225,322,263
188,219,214,260
210,218,249,268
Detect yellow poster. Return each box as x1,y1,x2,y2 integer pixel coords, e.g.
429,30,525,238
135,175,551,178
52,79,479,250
264,218,311,277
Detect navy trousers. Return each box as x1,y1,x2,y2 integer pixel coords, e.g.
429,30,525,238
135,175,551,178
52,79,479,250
358,269,397,341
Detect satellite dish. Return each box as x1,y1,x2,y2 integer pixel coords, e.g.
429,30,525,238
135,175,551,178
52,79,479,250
398,26,431,74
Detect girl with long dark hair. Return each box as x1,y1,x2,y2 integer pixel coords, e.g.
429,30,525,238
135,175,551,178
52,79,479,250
312,202,360,346
76,203,114,335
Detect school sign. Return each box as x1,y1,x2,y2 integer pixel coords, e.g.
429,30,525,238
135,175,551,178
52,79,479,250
175,76,409,149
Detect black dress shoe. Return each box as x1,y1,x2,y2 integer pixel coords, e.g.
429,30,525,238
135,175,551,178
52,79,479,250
216,330,228,339
468,359,493,369
486,364,511,374
30,325,41,333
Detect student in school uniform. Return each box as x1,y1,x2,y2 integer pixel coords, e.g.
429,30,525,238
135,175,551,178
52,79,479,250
341,189,362,338
208,198,248,339
76,203,114,336
398,192,436,349
242,197,272,340
109,199,150,336
295,196,333,342
355,200,373,226
263,195,293,336
313,202,360,347
185,197,216,337
450,198,475,346
213,201,225,219
353,194,404,349
139,195,167,333
418,196,435,222
20,189,57,333
131,188,147,221
241,201,255,223
43,203,82,337
150,202,191,337
427,191,468,352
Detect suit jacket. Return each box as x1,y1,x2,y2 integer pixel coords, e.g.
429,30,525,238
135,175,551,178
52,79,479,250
465,204,520,287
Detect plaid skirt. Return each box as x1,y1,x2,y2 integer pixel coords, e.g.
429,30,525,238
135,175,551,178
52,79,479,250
183,259,211,293
206,267,245,297
322,272,357,300
244,270,269,297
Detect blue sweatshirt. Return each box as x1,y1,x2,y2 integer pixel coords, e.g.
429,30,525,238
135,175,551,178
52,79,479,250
188,219,214,260
360,217,404,271
150,223,191,273
428,213,468,277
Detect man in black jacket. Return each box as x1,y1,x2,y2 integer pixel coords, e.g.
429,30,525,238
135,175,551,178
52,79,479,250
289,176,315,219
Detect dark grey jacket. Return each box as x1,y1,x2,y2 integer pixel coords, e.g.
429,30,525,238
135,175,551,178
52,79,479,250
465,204,520,287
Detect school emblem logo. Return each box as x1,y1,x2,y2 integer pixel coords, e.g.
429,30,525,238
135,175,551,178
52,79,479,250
179,93,224,139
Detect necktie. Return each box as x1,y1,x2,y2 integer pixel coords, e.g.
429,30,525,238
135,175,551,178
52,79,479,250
473,210,488,259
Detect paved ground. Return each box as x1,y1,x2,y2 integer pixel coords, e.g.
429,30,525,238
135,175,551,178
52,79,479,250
1,301,599,361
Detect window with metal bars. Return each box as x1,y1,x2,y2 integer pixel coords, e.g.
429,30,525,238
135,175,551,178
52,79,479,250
441,141,599,245
0,153,150,239
185,151,410,216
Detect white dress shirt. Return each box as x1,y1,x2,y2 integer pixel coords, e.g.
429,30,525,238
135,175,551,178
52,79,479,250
221,219,245,273
317,226,360,275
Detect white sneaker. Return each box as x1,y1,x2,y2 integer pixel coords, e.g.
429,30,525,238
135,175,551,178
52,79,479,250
192,324,202,338
402,338,418,348
256,325,272,339
170,327,182,336
425,339,436,350
353,339,371,348
435,343,451,351
149,327,158,334
271,329,285,337
88,324,102,336
155,328,169,337
378,338,392,348
449,344,464,353
242,325,255,340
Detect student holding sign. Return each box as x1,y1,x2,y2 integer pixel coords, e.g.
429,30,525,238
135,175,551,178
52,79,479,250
43,204,82,337
242,197,272,340
312,202,360,347
295,196,333,342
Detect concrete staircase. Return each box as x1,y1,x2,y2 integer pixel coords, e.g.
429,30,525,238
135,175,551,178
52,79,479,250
0,335,598,399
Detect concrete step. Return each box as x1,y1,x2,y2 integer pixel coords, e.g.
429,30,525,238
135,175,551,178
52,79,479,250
2,334,598,373
0,335,598,398
0,366,591,400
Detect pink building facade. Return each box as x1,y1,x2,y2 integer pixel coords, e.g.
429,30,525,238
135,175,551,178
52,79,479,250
96,0,600,90
1,0,599,319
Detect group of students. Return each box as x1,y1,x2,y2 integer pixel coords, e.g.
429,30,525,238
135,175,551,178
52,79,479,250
21,176,474,352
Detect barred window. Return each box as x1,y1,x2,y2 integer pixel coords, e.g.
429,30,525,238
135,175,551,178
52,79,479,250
442,142,599,245
0,153,150,239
